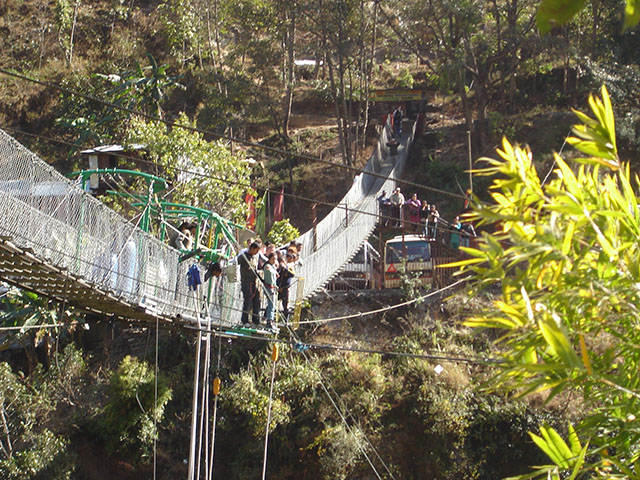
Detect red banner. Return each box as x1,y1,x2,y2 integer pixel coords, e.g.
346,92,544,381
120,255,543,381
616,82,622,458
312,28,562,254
273,187,284,222
245,191,256,230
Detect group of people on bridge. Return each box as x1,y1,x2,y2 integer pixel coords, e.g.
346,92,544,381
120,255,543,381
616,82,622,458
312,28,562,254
236,239,301,331
169,220,301,329
377,187,476,248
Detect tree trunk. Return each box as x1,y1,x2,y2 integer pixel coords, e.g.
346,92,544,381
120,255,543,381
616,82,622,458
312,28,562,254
282,9,296,138
206,2,217,69
326,55,348,168
458,73,474,137
68,0,80,65
362,0,378,149
337,17,353,168
474,71,489,151
0,403,13,460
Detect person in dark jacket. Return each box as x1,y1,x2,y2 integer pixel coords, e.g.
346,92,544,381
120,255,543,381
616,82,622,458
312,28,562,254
237,241,261,326
393,106,403,136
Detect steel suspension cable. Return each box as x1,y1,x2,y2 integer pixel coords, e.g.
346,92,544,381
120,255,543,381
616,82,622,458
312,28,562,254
153,315,159,480
207,333,223,480
261,345,279,480
0,69,463,200
1,124,468,236
284,324,384,480
285,324,397,479
297,277,469,325
187,286,204,480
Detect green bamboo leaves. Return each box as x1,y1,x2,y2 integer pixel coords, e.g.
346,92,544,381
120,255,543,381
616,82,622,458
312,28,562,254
463,85,640,478
505,425,587,480
624,0,640,32
537,0,587,35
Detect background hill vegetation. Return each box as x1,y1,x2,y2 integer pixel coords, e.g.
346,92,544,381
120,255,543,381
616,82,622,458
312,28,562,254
1,0,640,478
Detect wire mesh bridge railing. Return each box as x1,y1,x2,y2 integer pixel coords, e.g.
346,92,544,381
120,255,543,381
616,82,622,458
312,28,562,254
0,118,416,328
292,118,418,299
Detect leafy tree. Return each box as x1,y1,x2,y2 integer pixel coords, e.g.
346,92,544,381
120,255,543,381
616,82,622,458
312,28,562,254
0,345,86,479
537,0,640,34
98,356,172,456
160,0,205,67
298,0,378,166
54,0,81,65
458,86,640,478
95,54,184,119
0,287,77,374
266,219,300,246
396,0,543,148
125,113,252,222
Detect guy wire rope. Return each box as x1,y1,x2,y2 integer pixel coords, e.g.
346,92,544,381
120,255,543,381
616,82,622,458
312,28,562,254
187,284,204,480
207,333,223,480
0,220,474,343
261,344,279,480
284,322,398,480
283,322,386,480
196,295,214,480
0,68,464,201
1,125,470,239
153,314,159,480
296,277,469,325
164,273,469,332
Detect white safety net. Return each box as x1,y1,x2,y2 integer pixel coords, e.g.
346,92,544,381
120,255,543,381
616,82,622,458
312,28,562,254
0,117,416,326
0,129,200,322
292,118,418,299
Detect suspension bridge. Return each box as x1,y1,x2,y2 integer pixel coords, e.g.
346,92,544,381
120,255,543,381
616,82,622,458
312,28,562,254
0,117,418,329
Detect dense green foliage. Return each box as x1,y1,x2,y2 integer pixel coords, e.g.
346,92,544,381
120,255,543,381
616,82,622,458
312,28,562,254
0,345,85,479
214,319,556,479
124,113,252,222
460,87,640,478
94,355,172,456
266,219,300,245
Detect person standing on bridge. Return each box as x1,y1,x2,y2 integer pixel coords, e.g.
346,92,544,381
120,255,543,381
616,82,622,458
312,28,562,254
263,253,279,330
451,216,462,249
389,187,405,227
393,105,403,136
406,193,422,231
173,222,196,251
278,251,295,321
377,190,391,226
238,241,262,326
426,204,440,241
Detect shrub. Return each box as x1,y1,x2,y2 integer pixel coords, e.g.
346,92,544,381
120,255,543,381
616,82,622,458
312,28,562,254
222,367,291,437
267,219,300,246
0,362,76,479
97,356,172,456
307,424,364,480
395,67,415,89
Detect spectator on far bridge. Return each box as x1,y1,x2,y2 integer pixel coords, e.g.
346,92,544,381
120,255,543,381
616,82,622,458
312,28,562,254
451,216,462,249
393,105,403,136
426,204,440,241
405,193,422,232
377,190,391,226
389,187,405,227
460,221,476,247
